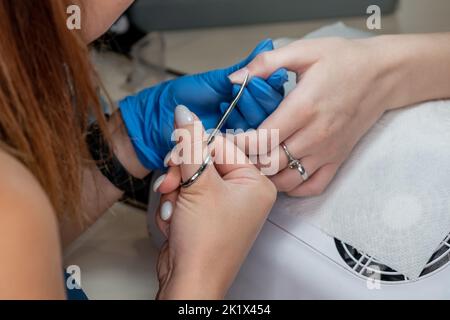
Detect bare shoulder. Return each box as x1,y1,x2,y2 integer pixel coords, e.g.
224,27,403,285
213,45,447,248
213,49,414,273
0,149,54,215
0,149,64,299
0,149,59,237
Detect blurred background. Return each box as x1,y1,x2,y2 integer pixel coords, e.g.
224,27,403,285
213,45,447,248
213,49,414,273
65,0,450,300
96,0,450,101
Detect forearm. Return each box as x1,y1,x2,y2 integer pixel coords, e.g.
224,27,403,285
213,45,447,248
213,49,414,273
367,33,450,111
60,111,150,246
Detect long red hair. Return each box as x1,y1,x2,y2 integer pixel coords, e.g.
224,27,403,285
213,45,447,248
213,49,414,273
0,0,108,218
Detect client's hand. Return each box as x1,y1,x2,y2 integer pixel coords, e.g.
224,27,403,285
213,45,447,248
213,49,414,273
153,105,277,300
229,36,412,197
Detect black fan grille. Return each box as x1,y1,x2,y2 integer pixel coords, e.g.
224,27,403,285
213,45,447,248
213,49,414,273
335,233,450,282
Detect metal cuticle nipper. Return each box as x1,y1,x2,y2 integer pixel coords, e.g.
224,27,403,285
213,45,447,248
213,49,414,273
180,72,250,188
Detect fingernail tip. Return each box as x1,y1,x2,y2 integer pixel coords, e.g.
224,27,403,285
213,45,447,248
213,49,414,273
175,104,188,113
175,105,194,126
163,153,171,167
160,201,173,221
152,174,166,193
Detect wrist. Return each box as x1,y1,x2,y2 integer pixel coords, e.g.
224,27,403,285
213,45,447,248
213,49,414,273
119,84,170,170
364,34,450,111
107,112,150,179
158,262,227,300
359,35,412,112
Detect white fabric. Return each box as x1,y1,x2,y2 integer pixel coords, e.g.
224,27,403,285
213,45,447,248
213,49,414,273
271,100,450,279
270,23,450,280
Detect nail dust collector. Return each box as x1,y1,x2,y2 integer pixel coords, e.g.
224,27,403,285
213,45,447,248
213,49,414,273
226,213,450,300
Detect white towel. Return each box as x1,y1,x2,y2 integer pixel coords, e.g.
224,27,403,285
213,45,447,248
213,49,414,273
271,23,450,280
271,100,450,279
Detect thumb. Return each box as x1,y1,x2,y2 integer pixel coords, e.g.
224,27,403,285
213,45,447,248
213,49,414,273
173,105,220,187
229,40,318,84
173,105,259,188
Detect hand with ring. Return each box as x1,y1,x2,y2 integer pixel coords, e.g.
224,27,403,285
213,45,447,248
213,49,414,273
228,35,449,197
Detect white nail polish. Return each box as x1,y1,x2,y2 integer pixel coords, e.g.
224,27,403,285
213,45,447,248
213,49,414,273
153,174,167,193
175,105,194,127
163,152,172,167
160,201,173,221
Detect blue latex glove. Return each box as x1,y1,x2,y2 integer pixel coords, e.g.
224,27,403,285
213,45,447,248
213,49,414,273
119,39,288,170
221,68,288,131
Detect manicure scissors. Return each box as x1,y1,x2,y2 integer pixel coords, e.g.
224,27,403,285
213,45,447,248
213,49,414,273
180,72,250,188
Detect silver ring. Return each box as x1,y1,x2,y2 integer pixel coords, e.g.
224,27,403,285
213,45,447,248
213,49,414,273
180,153,212,188
281,143,309,182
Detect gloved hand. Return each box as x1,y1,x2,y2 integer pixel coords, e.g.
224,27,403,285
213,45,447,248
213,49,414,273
119,39,288,170
221,68,288,131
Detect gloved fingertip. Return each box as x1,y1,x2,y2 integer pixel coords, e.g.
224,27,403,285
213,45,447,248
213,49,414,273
220,102,250,132
219,102,229,113
247,78,283,115
246,39,275,62
255,38,274,52
234,87,267,128
267,68,289,92
231,39,275,75
269,68,289,81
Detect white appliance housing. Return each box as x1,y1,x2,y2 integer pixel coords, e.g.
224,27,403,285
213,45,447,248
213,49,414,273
226,210,450,300
148,182,450,300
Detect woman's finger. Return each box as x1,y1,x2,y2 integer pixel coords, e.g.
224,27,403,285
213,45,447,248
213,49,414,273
174,105,221,188
233,87,317,155
155,190,179,238
233,38,274,72
257,124,327,172
235,110,319,163
229,39,318,83
259,86,317,147
269,156,323,193
287,163,339,197
153,166,182,195
232,130,260,156
157,242,170,284
211,134,255,177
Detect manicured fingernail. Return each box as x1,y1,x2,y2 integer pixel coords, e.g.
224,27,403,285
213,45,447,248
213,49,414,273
153,174,167,193
229,67,249,84
163,152,172,167
160,201,173,221
175,105,194,127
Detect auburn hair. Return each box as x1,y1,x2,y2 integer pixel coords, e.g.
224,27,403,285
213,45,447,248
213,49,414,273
0,0,108,219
